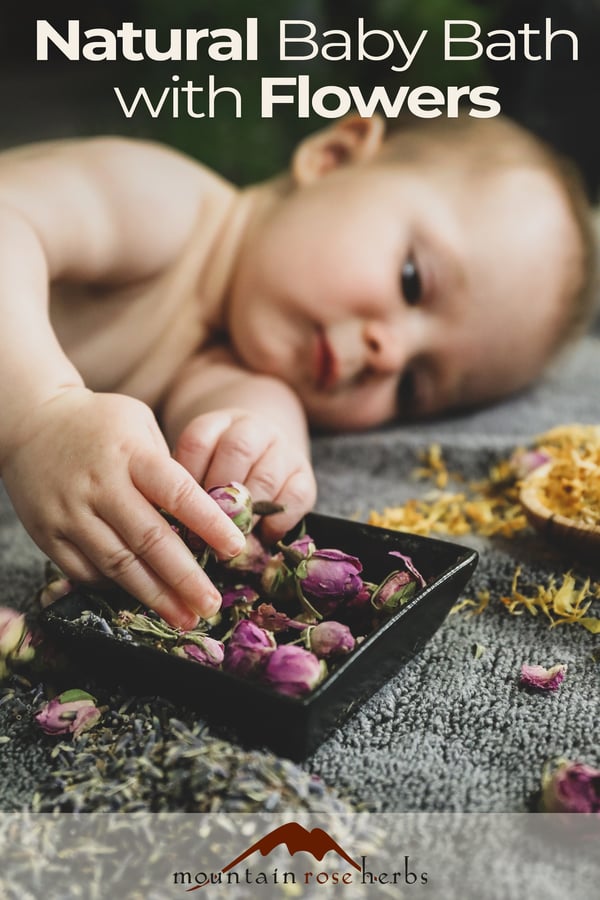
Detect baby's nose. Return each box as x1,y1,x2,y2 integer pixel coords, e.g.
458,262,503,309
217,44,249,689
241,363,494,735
363,320,406,374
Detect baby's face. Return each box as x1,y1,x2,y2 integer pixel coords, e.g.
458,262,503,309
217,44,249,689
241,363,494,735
227,152,579,430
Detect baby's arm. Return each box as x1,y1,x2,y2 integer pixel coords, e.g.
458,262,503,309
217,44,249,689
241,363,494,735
161,346,317,543
0,140,246,627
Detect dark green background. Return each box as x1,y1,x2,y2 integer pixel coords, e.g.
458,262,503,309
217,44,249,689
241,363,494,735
2,2,599,197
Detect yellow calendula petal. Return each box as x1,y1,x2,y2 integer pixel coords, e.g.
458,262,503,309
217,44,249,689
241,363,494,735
579,617,600,634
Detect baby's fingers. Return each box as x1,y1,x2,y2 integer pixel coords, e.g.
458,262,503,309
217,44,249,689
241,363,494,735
72,510,220,629
130,454,245,559
258,466,318,543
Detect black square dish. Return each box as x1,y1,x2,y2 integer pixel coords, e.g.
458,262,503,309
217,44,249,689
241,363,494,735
40,513,478,760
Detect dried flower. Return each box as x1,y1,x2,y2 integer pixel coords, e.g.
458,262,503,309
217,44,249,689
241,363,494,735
306,621,356,659
208,482,254,535
249,603,307,633
509,448,552,480
540,761,600,813
520,663,567,691
0,608,28,658
222,620,276,678
388,551,426,588
262,645,327,697
173,637,224,668
0,607,34,679
296,549,364,618
220,584,259,610
224,533,271,574
260,554,297,604
288,534,316,557
35,689,101,738
370,569,417,612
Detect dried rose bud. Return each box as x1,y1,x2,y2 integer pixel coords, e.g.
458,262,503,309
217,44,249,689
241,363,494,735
371,570,417,613
220,584,259,610
262,645,327,698
520,663,567,692
35,689,101,739
173,637,224,668
296,549,364,618
249,603,307,633
388,551,426,588
222,620,276,678
540,761,600,813
510,448,552,480
307,621,356,659
37,576,73,609
0,607,29,658
207,482,253,535
224,533,271,574
287,534,316,557
260,554,297,604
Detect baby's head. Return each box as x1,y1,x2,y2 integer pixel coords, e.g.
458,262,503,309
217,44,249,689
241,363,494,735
228,111,597,430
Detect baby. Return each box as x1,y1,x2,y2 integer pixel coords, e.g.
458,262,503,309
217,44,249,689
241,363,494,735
0,113,594,629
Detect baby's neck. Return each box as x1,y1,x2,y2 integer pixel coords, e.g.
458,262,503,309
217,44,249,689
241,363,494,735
204,175,290,333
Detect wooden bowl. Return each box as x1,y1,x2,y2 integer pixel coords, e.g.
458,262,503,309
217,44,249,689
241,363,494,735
520,462,600,560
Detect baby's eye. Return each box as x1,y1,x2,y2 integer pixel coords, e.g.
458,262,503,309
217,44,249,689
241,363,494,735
401,257,421,305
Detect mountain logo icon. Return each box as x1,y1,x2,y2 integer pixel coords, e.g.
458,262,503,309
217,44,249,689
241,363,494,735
185,821,361,891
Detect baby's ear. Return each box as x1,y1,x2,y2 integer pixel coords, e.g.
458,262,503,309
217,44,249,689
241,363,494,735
291,114,385,184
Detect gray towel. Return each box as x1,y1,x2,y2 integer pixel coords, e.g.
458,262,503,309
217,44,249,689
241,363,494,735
1,329,598,819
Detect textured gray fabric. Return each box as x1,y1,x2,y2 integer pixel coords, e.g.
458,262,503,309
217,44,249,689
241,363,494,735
0,327,599,818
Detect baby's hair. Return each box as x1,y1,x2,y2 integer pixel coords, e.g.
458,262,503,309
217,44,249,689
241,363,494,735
383,113,599,354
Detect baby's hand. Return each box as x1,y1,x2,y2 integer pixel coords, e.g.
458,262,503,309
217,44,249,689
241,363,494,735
174,409,317,543
0,389,246,628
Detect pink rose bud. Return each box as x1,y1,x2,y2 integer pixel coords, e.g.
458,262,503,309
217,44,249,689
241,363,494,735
288,534,316,557
370,569,416,612
249,603,307,633
262,645,327,698
208,482,253,535
388,551,426,588
0,607,28,658
520,663,567,692
307,621,356,659
220,584,259,610
540,761,600,813
296,549,364,617
173,637,224,668
222,620,276,678
260,553,296,602
35,689,101,738
224,533,271,574
510,448,552,480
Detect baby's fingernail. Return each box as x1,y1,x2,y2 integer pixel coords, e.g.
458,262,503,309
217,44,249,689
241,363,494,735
227,532,246,558
203,592,222,618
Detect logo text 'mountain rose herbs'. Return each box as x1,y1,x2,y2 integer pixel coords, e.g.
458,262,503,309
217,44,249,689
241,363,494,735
172,822,428,889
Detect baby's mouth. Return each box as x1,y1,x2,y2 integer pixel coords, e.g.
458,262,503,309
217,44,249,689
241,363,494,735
315,330,338,390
